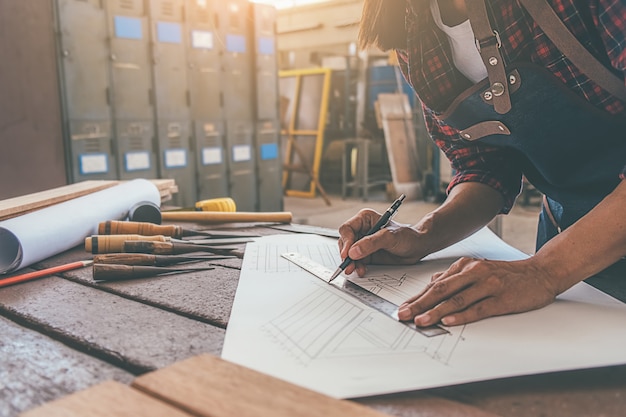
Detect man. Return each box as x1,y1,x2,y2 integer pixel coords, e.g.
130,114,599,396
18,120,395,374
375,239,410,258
338,0,626,327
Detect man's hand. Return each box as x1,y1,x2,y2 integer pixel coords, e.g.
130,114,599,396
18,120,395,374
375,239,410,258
337,209,426,276
397,257,560,326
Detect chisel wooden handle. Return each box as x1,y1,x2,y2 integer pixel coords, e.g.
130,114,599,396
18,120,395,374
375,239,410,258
122,241,177,255
93,264,155,281
98,220,183,238
93,253,160,266
122,241,238,255
93,253,220,266
160,211,293,224
92,264,215,281
85,234,170,254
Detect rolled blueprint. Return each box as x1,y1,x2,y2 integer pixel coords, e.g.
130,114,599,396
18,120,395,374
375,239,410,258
0,179,161,274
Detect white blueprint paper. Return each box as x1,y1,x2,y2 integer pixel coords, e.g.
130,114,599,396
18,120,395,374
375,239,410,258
222,227,626,399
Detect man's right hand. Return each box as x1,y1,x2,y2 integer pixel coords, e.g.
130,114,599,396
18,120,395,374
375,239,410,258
337,208,426,277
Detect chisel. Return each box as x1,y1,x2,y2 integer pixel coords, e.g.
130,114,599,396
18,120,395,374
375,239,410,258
85,234,249,254
122,240,240,256
92,253,236,267
98,220,260,239
92,264,215,282
85,234,170,254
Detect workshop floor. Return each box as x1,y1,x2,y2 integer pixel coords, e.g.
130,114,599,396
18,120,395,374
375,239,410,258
283,191,541,256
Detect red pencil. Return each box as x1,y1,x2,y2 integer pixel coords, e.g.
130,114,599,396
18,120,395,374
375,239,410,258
0,260,94,288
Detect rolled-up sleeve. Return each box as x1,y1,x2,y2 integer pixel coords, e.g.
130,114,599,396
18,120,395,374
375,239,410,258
423,105,524,213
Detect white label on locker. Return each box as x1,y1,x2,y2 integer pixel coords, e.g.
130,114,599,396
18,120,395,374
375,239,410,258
79,154,108,174
164,149,187,168
125,151,151,171
192,30,214,49
232,145,252,162
202,147,222,165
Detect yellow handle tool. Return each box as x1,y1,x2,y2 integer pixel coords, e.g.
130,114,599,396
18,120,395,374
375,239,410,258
195,197,237,212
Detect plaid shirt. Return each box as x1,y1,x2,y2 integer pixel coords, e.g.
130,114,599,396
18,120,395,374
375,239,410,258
397,0,626,211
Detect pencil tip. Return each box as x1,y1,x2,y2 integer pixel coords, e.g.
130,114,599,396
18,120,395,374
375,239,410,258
328,268,341,283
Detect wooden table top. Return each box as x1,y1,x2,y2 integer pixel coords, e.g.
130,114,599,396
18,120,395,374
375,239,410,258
1,223,625,417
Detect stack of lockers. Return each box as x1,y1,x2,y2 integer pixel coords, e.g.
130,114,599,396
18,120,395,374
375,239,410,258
54,0,282,211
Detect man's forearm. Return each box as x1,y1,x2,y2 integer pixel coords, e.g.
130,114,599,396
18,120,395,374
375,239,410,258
414,182,505,255
530,180,626,293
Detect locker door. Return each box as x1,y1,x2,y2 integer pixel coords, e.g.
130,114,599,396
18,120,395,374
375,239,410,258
57,0,116,181
106,0,158,181
149,0,196,207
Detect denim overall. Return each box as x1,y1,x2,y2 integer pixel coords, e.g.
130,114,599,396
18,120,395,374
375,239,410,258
442,61,626,301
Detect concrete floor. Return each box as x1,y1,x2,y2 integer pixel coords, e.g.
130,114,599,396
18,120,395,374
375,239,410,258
283,191,541,256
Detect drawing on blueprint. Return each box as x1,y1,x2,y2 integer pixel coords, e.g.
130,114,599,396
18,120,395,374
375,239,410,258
245,240,341,274
349,257,460,305
243,235,467,368
224,230,626,400
261,277,465,367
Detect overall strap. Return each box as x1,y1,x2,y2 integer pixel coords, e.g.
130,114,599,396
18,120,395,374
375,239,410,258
519,0,626,102
465,0,512,114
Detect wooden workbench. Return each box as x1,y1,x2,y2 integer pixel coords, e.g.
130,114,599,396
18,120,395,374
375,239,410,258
1,223,625,417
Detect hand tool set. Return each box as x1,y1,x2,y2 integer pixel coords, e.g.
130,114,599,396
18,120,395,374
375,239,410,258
85,218,257,281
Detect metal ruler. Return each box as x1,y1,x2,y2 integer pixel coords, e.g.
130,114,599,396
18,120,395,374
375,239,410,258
281,252,448,337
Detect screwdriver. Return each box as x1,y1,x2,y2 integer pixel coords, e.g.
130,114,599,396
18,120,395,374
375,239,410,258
92,264,215,282
98,220,260,239
122,240,241,256
92,253,236,267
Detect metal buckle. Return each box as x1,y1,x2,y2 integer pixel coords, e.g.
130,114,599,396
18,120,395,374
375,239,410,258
475,30,502,51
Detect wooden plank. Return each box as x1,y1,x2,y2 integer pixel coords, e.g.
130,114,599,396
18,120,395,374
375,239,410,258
132,354,393,417
0,181,116,221
0,277,225,372
0,315,133,417
377,93,412,121
356,393,502,417
0,179,178,221
384,118,420,183
377,93,422,200
20,381,193,417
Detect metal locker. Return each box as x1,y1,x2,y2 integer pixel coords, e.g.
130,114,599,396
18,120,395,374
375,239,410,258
186,0,223,122
194,121,229,201
251,2,282,211
251,2,279,121
255,120,283,211
55,0,117,181
148,0,196,207
218,0,254,122
105,0,158,181
186,0,228,200
226,120,257,211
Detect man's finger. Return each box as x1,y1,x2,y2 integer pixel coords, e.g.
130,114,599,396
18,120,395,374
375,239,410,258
413,282,491,326
398,272,474,321
439,297,505,326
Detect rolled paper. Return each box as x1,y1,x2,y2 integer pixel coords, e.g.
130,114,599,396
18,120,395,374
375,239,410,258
0,179,161,274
